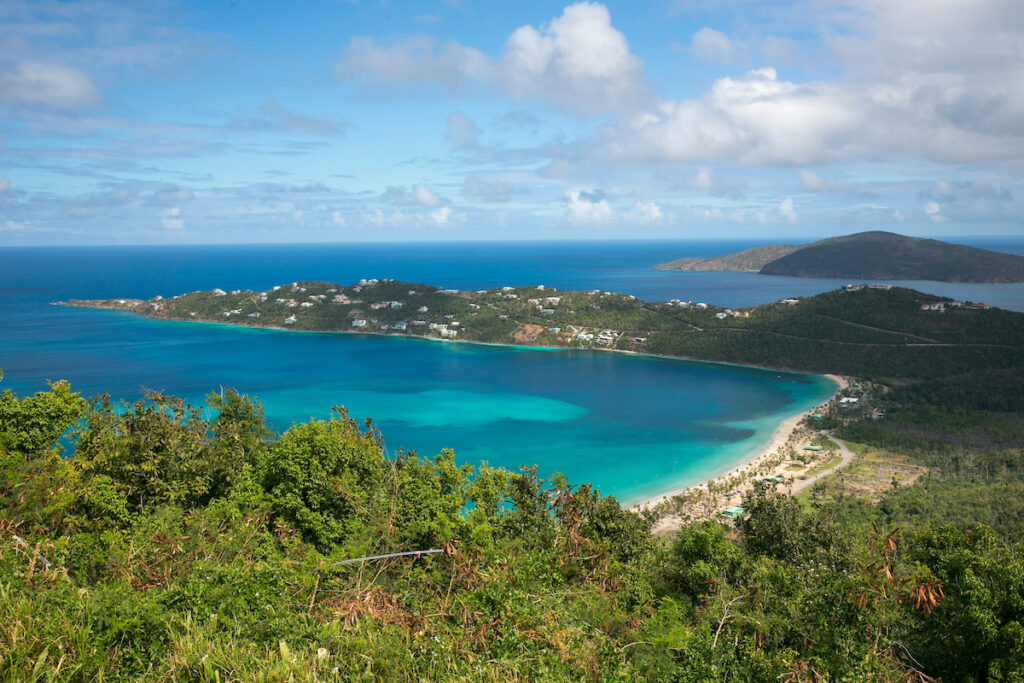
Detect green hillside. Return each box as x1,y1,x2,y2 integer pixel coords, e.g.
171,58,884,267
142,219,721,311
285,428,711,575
760,231,1024,282
62,280,1024,383
652,244,801,271
653,231,1024,282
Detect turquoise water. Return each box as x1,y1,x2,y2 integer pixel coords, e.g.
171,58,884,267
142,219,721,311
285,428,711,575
4,240,1020,504
2,304,835,505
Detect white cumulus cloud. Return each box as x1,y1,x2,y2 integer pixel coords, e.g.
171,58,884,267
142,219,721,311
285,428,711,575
779,198,798,223
413,183,444,207
627,200,664,223
566,189,614,225
429,206,453,226
336,2,647,116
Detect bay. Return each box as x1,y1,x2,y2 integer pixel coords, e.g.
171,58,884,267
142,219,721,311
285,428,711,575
2,239,1021,504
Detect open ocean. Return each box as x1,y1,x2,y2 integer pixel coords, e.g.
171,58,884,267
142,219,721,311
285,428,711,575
2,239,1023,504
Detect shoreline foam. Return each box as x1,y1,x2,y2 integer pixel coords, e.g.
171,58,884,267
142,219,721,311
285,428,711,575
631,373,847,513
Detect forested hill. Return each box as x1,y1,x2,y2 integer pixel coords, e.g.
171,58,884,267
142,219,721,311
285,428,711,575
651,244,801,271
760,231,1024,282
61,280,1024,383
654,231,1024,282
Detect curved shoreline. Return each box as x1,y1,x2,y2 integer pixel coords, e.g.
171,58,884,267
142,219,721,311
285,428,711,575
66,303,836,380
65,305,848,511
631,373,846,513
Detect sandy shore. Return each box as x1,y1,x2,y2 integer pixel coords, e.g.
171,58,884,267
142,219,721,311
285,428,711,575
632,373,849,525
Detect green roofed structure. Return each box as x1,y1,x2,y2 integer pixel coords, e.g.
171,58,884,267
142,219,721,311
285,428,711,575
721,505,745,519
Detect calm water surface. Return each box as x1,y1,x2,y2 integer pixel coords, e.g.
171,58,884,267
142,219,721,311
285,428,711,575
2,239,1020,503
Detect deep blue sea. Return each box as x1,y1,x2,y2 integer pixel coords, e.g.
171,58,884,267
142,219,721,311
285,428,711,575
2,239,1022,504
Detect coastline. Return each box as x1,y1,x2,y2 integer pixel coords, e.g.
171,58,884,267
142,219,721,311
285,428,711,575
58,302,839,379
63,304,850,518
631,373,848,515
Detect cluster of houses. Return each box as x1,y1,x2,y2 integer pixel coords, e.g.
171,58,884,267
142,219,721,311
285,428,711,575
843,283,894,292
428,322,458,338
920,300,989,312
665,299,709,310
715,308,750,319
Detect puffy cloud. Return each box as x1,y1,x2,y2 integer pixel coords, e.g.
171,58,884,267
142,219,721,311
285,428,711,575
160,207,184,230
331,210,346,226
0,62,103,110
923,201,948,222
0,177,9,194
446,111,480,150
593,0,1024,167
498,2,646,114
690,28,736,63
778,198,798,223
566,189,613,224
336,3,647,115
429,206,452,225
627,200,664,223
412,183,444,207
922,200,952,223
599,68,861,165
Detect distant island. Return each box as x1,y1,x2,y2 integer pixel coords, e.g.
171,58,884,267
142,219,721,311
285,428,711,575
59,279,1021,383
653,231,1024,283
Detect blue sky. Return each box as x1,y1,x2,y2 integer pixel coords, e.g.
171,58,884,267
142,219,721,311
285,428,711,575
1,0,1022,245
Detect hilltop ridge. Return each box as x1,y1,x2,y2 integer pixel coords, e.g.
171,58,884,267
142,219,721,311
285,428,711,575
652,244,802,272
654,231,1024,282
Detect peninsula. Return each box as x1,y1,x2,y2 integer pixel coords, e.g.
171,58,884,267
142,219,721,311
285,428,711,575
654,231,1024,282
59,279,1023,383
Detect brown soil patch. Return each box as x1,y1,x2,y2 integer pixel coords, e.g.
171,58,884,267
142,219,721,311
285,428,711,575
511,324,544,343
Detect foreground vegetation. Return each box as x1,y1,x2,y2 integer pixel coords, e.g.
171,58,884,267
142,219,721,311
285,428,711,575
3,371,1024,680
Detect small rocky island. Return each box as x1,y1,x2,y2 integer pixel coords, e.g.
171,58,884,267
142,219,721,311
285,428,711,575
58,279,1020,381
654,231,1024,283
